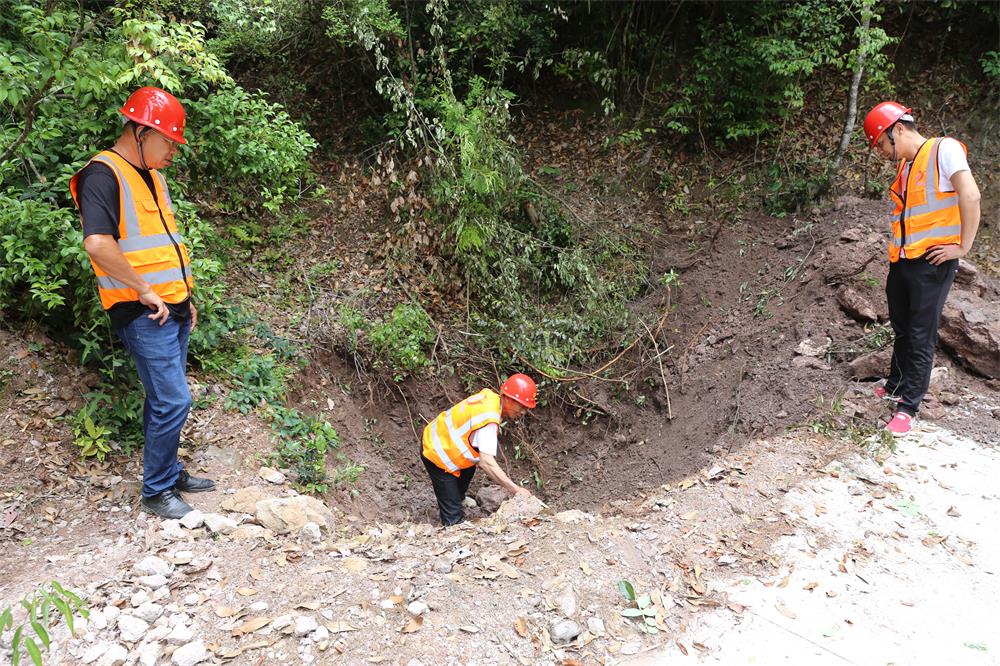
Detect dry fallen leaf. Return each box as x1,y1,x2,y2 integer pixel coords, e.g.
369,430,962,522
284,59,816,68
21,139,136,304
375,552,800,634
249,568,264,581
296,601,321,610
235,587,257,597
514,616,529,638
326,620,358,634
803,582,818,591
308,565,337,575
459,625,480,633
727,602,746,614
214,606,243,618
946,506,961,517
232,616,271,636
343,558,368,572
775,603,797,619
401,616,423,633
675,640,689,656
900,600,915,607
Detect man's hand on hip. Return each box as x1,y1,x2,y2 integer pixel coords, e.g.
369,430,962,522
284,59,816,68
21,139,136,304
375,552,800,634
139,289,170,325
925,244,965,265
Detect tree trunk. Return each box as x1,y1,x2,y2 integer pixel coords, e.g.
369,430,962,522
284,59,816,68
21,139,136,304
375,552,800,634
829,12,871,179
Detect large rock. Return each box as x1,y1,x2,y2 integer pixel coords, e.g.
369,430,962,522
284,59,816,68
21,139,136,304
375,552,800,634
220,487,273,514
491,493,545,523
171,640,207,666
847,348,892,380
255,496,334,533
474,486,508,513
836,285,878,323
939,290,1000,378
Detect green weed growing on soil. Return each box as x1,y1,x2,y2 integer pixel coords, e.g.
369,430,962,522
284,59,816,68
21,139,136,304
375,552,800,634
0,581,88,666
338,303,434,381
267,405,344,493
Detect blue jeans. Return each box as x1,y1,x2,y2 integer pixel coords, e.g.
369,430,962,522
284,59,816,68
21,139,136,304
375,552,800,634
116,315,192,497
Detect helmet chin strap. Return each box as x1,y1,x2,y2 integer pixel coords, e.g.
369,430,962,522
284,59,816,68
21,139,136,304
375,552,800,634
133,125,150,170
886,125,898,161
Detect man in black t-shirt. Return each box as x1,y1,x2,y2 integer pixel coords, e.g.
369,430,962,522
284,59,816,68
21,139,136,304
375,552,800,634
70,87,215,519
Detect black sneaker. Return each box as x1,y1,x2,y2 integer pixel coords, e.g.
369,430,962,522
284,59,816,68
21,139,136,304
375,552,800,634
141,490,193,519
174,470,216,493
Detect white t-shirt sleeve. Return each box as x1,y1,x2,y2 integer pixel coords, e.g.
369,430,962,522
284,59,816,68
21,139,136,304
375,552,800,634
471,423,498,457
936,137,969,192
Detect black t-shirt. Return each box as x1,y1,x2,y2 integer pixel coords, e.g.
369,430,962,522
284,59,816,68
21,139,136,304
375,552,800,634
77,156,190,330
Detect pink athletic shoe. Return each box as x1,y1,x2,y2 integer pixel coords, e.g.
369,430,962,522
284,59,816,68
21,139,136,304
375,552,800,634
875,386,902,403
885,411,913,437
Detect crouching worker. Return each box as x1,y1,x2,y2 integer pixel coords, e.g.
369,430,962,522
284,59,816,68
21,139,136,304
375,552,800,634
421,373,537,526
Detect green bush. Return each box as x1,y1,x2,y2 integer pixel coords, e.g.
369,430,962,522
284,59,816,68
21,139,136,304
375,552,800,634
224,353,288,413
267,405,342,493
339,302,434,381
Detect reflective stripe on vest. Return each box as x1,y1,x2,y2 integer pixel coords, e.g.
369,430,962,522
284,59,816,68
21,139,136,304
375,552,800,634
70,151,193,309
422,389,502,476
887,138,964,262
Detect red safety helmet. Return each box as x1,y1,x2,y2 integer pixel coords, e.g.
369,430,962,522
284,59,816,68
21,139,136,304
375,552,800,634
863,101,912,147
500,373,537,409
120,87,187,144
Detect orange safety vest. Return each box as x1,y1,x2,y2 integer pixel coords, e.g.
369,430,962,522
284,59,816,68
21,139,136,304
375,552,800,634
70,150,193,309
888,138,965,263
422,389,502,476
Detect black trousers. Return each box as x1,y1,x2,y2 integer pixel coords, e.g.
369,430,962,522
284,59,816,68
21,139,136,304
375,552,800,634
422,454,476,526
885,256,957,416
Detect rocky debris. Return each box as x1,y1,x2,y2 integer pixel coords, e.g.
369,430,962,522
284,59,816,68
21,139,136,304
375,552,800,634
462,496,477,508
258,466,287,484
97,643,128,666
299,521,322,544
117,614,149,642
847,348,892,380
407,601,429,616
795,337,832,357
553,509,594,524
295,615,319,636
587,617,606,637
836,285,878,322
474,486,508,513
130,590,150,607
167,622,194,645
136,574,168,588
255,495,334,533
171,640,207,666
939,290,1000,378
231,524,270,540
133,555,171,577
792,355,831,370
133,602,163,623
432,558,453,574
179,510,205,530
549,618,583,644
550,583,578,618
137,641,163,666
82,642,112,664
220,486,273,514
159,519,189,541
203,512,237,534
491,494,545,523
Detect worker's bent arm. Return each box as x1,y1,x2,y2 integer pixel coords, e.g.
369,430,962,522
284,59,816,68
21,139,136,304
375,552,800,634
952,170,981,254
83,234,153,293
478,453,529,495
83,234,169,323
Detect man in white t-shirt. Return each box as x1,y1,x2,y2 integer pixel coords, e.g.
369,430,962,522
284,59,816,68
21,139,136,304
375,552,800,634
420,374,537,525
863,102,982,436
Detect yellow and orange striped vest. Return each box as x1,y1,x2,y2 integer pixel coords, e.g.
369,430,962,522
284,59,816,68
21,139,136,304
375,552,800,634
70,150,193,309
888,138,965,263
422,389,502,476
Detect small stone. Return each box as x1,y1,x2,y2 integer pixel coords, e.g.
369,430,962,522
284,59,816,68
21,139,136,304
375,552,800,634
103,605,121,623
433,558,452,574
147,626,171,642
203,513,237,534
586,617,605,637
311,626,329,643
462,497,477,508
134,556,171,577
118,614,150,642
89,609,109,631
151,586,171,602
81,642,110,664
550,619,582,644
250,601,269,612
258,466,287,484
138,641,163,666
271,614,294,630
379,599,395,610
552,584,578,618
183,593,200,606
171,640,207,666
131,590,150,607
97,643,128,666
167,622,194,646
406,601,429,616
137,574,168,589
160,520,187,540
134,602,164,623
299,521,321,544
295,615,319,636
179,510,204,529
940,391,959,406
